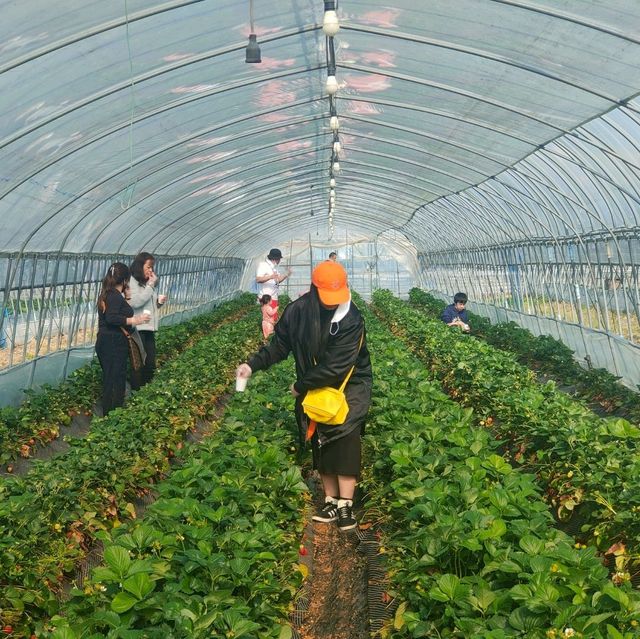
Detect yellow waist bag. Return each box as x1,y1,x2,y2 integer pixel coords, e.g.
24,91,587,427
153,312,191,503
301,333,362,426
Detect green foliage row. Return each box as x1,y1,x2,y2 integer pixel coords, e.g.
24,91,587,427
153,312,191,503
0,304,262,636
408,288,640,422
359,299,640,638
371,290,640,557
44,357,306,639
0,294,255,466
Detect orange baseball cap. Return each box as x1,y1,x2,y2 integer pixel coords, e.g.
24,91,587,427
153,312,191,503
312,261,350,305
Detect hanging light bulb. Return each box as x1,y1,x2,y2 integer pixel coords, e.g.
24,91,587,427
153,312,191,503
323,8,340,36
329,115,340,131
333,161,341,172
330,189,336,198
330,177,336,188
333,140,341,153
326,75,338,95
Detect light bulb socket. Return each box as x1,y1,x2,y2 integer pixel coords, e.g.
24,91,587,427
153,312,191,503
325,75,338,95
329,115,340,131
330,178,336,187
333,161,341,172
245,34,261,63
324,0,336,10
333,141,341,153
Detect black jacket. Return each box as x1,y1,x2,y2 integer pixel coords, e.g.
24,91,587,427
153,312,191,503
98,290,134,334
248,293,372,392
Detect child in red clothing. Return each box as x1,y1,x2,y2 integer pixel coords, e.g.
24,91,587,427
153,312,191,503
260,294,277,339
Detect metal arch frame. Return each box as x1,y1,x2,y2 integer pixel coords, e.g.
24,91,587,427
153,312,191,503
332,163,441,200
408,188,535,254
199,190,410,258
0,31,325,155
336,63,580,135
87,130,487,257
21,111,330,255
0,61,325,203
478,177,616,297
553,135,640,226
418,187,594,315
522,154,622,237
523,152,632,270
0,0,208,74
550,136,640,227
542,140,640,218
135,161,329,255
8,18,631,238
487,0,640,44
341,24,629,106
175,178,421,257
90,127,333,253
343,113,511,169
342,96,540,147
24,105,505,256
0,93,325,215
92,120,501,254
188,183,423,258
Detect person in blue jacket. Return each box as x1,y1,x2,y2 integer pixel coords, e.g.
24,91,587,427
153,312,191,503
441,292,470,332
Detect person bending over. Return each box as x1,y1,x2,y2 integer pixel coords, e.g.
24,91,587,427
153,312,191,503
441,292,470,332
237,261,372,532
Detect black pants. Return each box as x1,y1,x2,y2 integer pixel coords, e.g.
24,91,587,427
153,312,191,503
96,332,128,415
130,331,157,390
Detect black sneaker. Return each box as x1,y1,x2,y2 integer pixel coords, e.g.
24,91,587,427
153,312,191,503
337,503,357,532
312,499,339,523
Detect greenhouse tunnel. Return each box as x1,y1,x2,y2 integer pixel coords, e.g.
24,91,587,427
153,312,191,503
1,0,640,407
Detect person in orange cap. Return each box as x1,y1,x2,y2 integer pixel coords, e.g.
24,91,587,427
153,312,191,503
237,260,372,532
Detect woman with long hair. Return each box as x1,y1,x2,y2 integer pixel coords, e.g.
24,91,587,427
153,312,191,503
237,261,372,532
128,252,168,388
96,262,146,415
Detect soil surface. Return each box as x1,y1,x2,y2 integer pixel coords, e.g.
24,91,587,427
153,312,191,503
297,478,370,639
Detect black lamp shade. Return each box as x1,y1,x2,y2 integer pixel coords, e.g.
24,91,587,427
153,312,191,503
245,34,261,63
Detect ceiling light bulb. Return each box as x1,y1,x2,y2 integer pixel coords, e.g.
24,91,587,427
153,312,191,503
325,75,338,95
329,115,340,131
323,10,340,37
330,178,336,187
333,161,340,172
330,189,335,198
333,141,341,153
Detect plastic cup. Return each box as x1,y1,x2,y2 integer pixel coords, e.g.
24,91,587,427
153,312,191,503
142,309,151,319
235,375,248,392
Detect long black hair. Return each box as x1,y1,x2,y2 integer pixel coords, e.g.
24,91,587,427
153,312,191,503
297,284,330,362
98,262,130,313
130,252,155,285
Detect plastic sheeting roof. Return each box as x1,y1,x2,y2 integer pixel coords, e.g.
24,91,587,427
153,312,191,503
2,0,640,258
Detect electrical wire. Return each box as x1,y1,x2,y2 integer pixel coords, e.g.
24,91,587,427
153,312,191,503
121,0,138,211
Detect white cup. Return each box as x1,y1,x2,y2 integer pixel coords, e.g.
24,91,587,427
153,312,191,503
142,309,151,319
235,375,248,392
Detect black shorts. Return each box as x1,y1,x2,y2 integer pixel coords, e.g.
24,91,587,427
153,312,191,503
312,424,361,476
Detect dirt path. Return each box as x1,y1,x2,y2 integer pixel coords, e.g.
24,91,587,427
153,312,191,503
293,475,372,639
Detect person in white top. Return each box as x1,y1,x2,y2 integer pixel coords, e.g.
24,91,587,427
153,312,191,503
255,248,291,319
128,252,168,389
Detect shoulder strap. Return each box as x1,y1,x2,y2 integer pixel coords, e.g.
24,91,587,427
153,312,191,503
338,331,364,392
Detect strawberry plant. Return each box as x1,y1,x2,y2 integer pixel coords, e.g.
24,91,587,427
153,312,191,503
358,298,640,638
372,290,640,565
